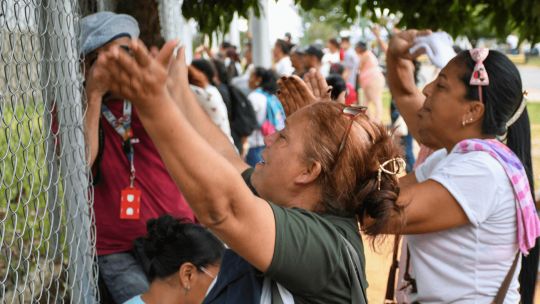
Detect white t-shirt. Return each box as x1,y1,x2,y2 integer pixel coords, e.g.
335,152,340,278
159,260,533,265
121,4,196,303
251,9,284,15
190,85,233,143
247,90,267,148
274,56,294,77
321,51,340,77
407,147,520,303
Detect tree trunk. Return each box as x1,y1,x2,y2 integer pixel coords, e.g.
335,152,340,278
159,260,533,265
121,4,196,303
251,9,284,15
115,0,165,48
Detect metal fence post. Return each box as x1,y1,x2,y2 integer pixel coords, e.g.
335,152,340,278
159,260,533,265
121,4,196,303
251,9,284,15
47,0,97,302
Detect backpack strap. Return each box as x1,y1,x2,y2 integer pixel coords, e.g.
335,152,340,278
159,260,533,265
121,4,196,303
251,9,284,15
91,120,106,185
492,251,521,304
271,281,284,304
339,234,368,304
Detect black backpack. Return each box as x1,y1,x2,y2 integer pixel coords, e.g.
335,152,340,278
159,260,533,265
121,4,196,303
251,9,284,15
227,84,258,140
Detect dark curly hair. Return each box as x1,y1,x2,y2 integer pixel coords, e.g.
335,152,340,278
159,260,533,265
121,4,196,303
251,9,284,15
141,215,225,282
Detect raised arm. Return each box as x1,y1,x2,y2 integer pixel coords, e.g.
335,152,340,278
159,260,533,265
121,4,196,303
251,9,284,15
165,45,248,174
386,30,430,141
371,25,387,53
83,64,109,166
93,39,275,272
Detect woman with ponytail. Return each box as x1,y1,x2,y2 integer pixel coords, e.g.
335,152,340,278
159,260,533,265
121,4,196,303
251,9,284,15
386,29,540,303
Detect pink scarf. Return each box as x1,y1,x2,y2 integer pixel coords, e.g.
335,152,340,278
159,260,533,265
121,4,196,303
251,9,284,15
455,138,540,255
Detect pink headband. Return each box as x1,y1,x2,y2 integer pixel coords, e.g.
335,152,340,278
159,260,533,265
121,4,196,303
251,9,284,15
469,48,490,102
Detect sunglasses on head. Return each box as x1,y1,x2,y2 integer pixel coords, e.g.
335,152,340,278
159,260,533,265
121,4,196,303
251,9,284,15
331,105,368,171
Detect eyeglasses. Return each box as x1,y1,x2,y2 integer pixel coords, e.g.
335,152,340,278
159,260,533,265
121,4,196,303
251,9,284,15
199,266,216,279
332,105,368,171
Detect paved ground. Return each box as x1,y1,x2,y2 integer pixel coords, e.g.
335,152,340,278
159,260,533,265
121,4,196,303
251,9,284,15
519,65,540,101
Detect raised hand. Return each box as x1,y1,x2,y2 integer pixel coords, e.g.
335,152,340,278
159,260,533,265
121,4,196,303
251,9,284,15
277,75,317,116
387,29,432,60
303,68,332,102
85,60,111,103
166,45,191,97
93,39,178,109
277,69,333,116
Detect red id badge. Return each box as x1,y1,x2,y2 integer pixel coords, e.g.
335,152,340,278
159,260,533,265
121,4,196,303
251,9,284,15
120,187,141,220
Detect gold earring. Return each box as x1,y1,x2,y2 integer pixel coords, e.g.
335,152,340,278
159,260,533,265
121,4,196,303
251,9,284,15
184,285,191,295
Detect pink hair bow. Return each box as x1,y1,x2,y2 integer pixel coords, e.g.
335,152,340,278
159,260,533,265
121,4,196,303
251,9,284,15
469,48,490,86
469,48,490,102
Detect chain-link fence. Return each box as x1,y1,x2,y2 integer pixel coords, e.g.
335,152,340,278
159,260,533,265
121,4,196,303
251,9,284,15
0,0,97,302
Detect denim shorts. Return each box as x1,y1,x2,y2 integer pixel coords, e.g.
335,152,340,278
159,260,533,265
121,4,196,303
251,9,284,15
98,252,149,303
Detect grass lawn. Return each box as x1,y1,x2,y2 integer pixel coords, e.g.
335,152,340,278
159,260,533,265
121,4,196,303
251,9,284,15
528,103,540,189
522,56,540,67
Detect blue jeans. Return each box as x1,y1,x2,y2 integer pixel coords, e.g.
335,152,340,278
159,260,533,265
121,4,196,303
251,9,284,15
98,252,149,303
246,146,265,167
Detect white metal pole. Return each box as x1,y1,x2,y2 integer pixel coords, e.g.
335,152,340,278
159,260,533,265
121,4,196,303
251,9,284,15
250,0,271,68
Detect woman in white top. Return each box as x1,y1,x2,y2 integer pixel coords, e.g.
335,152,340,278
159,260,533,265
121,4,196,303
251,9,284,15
190,59,232,139
321,38,341,77
272,39,294,77
245,67,281,166
385,29,540,303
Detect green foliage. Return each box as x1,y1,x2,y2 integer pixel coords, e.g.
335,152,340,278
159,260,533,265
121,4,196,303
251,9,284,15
527,103,540,124
182,0,540,44
182,0,261,41
0,101,64,291
360,0,540,44
302,21,340,45
298,0,358,45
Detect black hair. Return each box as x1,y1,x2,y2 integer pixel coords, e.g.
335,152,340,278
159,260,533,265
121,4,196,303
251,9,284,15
253,67,278,94
212,59,230,85
355,41,367,51
330,63,345,75
304,45,324,61
141,215,225,282
457,49,534,202
457,49,536,302
220,41,232,49
328,38,340,48
275,39,291,55
341,36,350,43
457,50,524,137
191,59,216,84
326,74,347,100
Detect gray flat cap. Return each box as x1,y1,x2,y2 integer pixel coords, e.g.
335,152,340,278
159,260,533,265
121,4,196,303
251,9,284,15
79,11,140,56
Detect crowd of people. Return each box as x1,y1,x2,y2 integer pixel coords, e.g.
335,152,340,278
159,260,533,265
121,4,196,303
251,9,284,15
80,10,540,304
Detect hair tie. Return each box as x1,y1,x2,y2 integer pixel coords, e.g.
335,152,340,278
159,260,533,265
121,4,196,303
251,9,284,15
506,91,528,128
469,48,490,103
377,157,406,191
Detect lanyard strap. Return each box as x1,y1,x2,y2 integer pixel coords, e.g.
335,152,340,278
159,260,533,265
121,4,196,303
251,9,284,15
101,101,137,187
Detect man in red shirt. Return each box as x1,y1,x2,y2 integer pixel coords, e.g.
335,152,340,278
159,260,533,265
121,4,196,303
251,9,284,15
80,12,194,303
